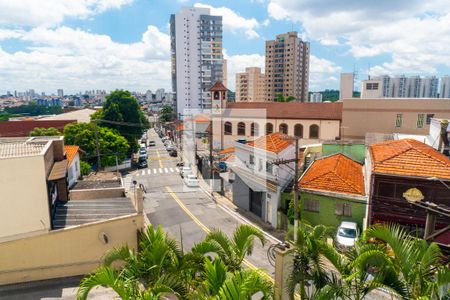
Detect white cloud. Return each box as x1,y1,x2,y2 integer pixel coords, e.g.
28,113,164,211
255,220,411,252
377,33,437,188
0,26,171,93
0,29,24,40
0,0,134,27
267,0,450,75
194,3,262,39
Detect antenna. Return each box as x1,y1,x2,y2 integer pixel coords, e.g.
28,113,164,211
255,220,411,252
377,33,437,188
367,63,371,80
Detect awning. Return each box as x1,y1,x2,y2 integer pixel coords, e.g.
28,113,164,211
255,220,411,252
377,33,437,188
231,166,278,193
48,160,67,181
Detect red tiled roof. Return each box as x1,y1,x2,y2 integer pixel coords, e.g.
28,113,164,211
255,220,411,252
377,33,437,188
226,102,342,120
246,132,293,154
209,81,228,91
219,147,235,155
0,120,75,137
64,145,79,166
299,153,365,196
370,139,450,179
221,154,235,162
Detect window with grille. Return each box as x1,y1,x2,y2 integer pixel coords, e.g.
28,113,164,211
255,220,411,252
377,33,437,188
335,202,352,217
237,122,246,136
304,199,319,212
395,114,402,128
426,114,435,125
224,122,232,135
417,114,425,128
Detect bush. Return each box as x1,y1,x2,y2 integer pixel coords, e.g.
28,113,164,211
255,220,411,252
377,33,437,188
80,160,92,176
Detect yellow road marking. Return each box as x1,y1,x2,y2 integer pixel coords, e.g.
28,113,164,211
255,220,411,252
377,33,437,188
156,150,163,168
164,186,274,283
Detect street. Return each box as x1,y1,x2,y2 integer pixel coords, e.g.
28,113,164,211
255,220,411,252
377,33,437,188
124,128,277,278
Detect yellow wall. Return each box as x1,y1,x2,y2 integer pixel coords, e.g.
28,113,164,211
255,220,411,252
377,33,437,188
0,214,143,285
0,155,51,242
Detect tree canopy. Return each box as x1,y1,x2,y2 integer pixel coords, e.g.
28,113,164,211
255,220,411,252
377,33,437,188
275,93,295,102
29,127,62,136
159,105,174,123
63,122,129,168
4,102,63,116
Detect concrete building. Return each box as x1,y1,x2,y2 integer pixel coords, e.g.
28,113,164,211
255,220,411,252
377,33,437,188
145,90,153,102
440,76,450,98
361,79,383,99
57,89,64,97
65,145,81,188
392,76,408,97
420,76,439,98
341,98,450,139
155,88,165,102
265,32,310,102
223,58,228,88
309,92,322,102
339,73,354,100
41,108,96,123
170,7,223,116
235,67,266,102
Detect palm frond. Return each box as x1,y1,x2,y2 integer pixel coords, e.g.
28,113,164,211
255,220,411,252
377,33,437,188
232,224,265,258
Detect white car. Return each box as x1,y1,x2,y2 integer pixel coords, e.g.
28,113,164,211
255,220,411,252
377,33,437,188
335,221,359,249
180,166,192,178
184,174,199,187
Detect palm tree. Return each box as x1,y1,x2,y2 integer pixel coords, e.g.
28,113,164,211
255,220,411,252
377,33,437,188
191,224,266,271
363,224,450,299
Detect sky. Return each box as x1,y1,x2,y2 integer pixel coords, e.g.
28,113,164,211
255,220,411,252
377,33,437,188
1,0,450,95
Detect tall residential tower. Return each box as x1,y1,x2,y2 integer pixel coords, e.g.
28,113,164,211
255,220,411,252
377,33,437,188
235,67,266,102
265,32,310,102
170,7,223,117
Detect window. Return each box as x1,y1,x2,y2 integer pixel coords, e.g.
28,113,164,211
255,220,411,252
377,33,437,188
237,122,246,136
335,202,352,217
426,114,435,125
395,114,402,127
366,82,379,90
224,122,232,135
417,114,425,128
309,124,319,139
251,122,259,136
304,199,319,212
265,123,273,134
266,162,273,174
258,158,263,172
249,154,255,165
294,124,303,138
279,123,288,134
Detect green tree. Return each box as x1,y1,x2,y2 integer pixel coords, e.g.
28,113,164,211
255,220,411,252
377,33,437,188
275,93,295,102
63,123,129,168
5,102,63,116
79,160,92,176
29,127,62,136
97,90,149,153
159,105,174,123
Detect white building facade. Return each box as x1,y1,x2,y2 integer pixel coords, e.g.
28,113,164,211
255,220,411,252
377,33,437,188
170,7,224,117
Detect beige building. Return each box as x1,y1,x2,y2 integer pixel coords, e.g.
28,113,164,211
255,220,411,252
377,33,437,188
223,58,228,88
341,98,450,139
340,73,354,100
213,102,342,149
265,32,310,102
235,67,266,102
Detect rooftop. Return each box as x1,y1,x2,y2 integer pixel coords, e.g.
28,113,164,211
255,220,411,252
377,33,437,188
0,119,74,137
41,108,96,123
0,141,47,159
370,139,450,179
299,153,365,196
209,81,228,91
245,132,293,154
226,102,342,120
64,145,79,166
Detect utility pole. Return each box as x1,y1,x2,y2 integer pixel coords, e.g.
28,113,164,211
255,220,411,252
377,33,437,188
209,119,214,183
94,120,101,171
272,136,301,242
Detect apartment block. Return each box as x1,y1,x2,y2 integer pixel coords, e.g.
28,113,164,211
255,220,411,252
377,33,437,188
440,76,450,98
170,7,223,116
364,75,440,99
235,67,266,102
265,32,310,102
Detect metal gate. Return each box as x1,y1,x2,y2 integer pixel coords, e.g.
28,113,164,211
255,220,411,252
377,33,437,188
249,189,263,218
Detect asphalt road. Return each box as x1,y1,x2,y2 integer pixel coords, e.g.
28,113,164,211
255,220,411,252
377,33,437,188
125,129,277,278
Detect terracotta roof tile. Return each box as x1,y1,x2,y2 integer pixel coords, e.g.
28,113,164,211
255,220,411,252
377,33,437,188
370,139,450,179
64,145,79,166
209,81,228,91
299,153,365,196
246,132,293,154
219,147,235,155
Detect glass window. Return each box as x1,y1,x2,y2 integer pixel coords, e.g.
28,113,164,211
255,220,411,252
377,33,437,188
265,123,273,134
426,114,435,125
224,122,232,135
279,123,288,134
251,123,259,136
395,114,402,127
335,202,352,217
249,154,255,165
417,114,425,128
237,122,246,136
266,162,273,174
309,124,319,139
304,199,319,212
294,124,303,138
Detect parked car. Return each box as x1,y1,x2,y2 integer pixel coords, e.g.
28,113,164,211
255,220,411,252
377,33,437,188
335,221,359,250
184,174,199,187
164,140,171,147
166,144,176,152
139,149,147,158
176,161,184,167
180,166,192,178
169,149,177,157
148,140,156,147
162,136,169,142
137,157,147,168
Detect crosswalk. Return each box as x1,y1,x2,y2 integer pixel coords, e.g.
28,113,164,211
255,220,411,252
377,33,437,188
135,167,180,177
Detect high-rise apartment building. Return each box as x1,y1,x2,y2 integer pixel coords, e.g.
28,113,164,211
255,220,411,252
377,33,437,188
406,76,422,98
265,32,310,102
440,76,450,98
170,7,223,116
57,89,64,97
420,76,439,98
223,59,228,88
235,67,266,102
392,76,408,97
155,88,165,102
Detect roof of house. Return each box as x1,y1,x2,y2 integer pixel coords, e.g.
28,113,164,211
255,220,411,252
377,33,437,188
0,141,48,158
246,132,293,154
370,139,450,179
47,159,68,181
226,102,342,120
209,81,228,91
41,108,96,123
0,120,74,137
64,145,80,166
299,153,365,196
219,147,235,155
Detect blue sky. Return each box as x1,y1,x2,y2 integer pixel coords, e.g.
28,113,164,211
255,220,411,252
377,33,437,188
0,0,449,94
